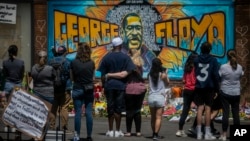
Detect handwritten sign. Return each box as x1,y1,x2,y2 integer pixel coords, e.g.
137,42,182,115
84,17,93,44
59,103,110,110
0,3,17,24
1,89,50,139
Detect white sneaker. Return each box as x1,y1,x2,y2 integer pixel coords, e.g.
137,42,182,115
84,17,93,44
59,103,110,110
106,130,114,137
219,135,227,141
114,130,124,137
197,133,203,140
204,133,216,140
176,130,187,137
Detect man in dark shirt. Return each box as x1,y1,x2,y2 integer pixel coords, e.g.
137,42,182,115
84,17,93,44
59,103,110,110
193,42,220,140
98,37,135,137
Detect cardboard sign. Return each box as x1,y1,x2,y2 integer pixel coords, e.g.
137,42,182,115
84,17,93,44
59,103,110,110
0,3,17,24
1,88,51,139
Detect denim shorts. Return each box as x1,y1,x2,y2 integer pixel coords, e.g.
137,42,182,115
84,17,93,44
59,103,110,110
148,94,165,108
4,81,21,96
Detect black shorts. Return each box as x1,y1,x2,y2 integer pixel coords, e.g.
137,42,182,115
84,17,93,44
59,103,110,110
104,89,125,116
194,88,215,107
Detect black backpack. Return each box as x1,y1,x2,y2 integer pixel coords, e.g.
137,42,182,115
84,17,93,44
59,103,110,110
51,59,66,93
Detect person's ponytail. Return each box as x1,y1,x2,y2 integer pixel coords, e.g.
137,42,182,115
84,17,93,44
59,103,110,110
227,50,237,70
8,45,18,62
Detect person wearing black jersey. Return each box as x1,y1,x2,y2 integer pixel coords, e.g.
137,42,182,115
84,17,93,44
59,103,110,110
193,42,220,140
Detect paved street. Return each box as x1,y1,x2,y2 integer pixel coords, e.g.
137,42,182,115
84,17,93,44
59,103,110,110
2,112,248,141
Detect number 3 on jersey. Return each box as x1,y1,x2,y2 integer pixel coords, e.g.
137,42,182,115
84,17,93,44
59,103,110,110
197,63,209,82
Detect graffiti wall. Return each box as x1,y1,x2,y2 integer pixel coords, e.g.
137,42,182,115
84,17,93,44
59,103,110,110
47,0,234,79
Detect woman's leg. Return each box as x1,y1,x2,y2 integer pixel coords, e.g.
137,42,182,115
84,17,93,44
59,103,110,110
220,93,230,136
230,95,240,125
179,89,193,130
134,112,141,133
133,93,145,133
73,98,83,136
149,107,156,134
125,94,134,133
154,107,163,134
84,90,94,138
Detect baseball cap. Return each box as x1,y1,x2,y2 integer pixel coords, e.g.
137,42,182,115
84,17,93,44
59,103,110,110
57,46,67,54
112,37,123,47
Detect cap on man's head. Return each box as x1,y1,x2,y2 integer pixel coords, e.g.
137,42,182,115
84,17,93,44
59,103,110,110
57,46,67,54
112,37,123,47
38,50,47,57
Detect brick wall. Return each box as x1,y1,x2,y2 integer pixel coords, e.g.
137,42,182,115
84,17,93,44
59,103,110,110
33,0,47,64
235,0,250,102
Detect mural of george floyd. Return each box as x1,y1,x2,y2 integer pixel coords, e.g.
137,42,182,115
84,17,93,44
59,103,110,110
1,0,249,103
47,0,234,80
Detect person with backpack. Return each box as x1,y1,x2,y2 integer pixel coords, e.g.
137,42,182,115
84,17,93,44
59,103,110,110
49,46,72,133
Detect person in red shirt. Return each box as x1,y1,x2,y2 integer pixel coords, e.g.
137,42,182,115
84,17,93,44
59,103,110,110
176,52,197,137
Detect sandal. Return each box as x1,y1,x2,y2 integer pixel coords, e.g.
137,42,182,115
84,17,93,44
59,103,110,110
124,133,131,137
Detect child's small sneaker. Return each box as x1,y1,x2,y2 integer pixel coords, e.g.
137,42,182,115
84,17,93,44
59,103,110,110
176,130,187,137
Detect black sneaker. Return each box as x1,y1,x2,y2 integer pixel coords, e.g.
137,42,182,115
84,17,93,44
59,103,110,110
153,134,158,140
152,134,163,140
87,137,93,141
188,127,197,135
211,129,220,137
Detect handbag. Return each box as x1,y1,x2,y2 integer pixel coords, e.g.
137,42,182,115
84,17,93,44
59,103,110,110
125,82,146,95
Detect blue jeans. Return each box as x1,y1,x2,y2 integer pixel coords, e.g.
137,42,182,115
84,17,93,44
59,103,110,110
72,88,94,137
4,81,21,99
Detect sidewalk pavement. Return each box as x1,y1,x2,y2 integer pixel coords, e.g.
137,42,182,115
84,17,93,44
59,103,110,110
1,108,250,141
